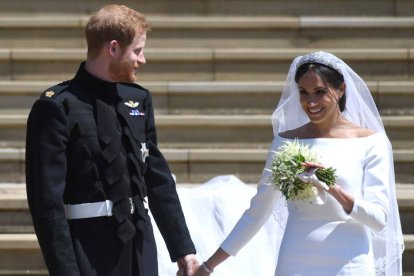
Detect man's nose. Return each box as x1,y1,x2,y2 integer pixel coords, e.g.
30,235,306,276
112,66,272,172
138,53,146,64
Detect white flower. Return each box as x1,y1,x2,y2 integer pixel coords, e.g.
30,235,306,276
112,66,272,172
269,140,335,201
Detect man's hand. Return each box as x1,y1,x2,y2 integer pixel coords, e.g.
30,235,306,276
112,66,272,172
177,254,199,276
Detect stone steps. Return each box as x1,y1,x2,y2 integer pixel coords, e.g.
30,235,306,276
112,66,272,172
3,16,414,48
0,111,412,148
0,234,412,275
0,181,413,273
1,183,413,233
0,0,412,16
1,48,414,81
1,80,414,115
1,146,413,184
1,0,413,274
0,235,412,276
0,271,47,276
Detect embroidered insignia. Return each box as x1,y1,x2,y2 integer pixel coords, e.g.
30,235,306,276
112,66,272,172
45,91,55,98
129,109,145,116
124,100,139,108
140,142,149,162
129,198,135,214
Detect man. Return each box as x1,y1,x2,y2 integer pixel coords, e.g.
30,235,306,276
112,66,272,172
25,5,198,276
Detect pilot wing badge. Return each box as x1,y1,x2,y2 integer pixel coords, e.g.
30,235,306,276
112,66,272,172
125,100,145,116
124,100,139,108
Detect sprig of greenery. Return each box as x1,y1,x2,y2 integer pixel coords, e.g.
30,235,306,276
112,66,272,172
315,167,337,187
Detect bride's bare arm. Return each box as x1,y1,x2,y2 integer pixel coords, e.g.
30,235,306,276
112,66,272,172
328,184,354,213
205,248,230,271
194,248,230,275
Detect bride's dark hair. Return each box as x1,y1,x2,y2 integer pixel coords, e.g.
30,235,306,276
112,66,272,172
294,63,346,112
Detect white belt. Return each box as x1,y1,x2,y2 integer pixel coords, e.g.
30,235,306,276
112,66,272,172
65,198,134,220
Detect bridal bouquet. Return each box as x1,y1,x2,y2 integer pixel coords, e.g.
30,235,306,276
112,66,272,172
270,140,336,201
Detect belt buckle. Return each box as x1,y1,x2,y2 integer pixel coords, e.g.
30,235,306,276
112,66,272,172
105,200,113,216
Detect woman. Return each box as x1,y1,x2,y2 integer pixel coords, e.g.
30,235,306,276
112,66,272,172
193,51,404,275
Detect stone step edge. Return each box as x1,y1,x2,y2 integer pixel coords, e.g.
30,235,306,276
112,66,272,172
0,148,413,163
0,270,47,275
0,233,413,250
1,80,414,95
0,113,413,128
2,15,414,29
1,184,413,210
1,48,413,62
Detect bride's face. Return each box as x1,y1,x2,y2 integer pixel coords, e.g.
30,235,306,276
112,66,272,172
297,70,344,125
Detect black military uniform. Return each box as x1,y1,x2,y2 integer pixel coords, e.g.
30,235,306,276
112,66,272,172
25,63,196,276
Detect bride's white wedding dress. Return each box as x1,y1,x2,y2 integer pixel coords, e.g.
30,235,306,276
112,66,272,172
272,134,389,275
152,133,393,276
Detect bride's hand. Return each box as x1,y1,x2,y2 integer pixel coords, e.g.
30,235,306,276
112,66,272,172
177,268,208,276
193,267,211,276
302,161,324,170
297,167,330,191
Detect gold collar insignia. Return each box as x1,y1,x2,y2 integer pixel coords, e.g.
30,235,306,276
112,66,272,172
45,91,55,98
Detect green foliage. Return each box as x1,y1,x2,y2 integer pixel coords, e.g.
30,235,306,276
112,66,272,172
315,167,337,186
271,140,336,201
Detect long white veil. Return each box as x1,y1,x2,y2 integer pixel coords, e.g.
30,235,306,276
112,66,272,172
152,175,282,275
271,51,404,275
151,51,403,276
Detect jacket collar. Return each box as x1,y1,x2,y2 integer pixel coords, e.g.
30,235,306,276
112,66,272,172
74,62,118,100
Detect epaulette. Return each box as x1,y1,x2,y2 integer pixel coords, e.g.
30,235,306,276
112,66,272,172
40,80,71,99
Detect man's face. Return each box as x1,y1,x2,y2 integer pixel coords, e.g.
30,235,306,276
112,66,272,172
109,31,147,82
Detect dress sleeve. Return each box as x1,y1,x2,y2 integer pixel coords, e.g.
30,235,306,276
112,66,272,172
25,99,80,275
348,133,390,232
220,137,281,256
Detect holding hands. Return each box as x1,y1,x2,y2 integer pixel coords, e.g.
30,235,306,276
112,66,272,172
176,254,199,276
192,248,228,276
193,262,214,276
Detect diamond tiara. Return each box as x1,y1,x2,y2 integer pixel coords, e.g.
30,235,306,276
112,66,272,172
296,51,342,73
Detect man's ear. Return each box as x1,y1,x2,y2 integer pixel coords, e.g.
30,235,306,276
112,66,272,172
108,40,119,56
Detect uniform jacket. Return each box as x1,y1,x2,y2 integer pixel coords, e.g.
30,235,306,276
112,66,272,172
25,63,196,276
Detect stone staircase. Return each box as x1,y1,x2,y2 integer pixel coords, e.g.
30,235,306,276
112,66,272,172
0,0,413,274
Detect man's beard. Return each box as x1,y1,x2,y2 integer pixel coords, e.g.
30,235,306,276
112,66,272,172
109,58,136,83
